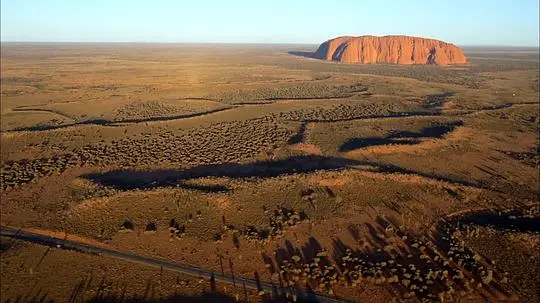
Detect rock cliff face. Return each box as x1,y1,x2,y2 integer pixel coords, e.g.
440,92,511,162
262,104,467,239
314,35,467,65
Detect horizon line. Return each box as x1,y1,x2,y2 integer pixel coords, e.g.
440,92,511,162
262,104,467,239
1,40,539,48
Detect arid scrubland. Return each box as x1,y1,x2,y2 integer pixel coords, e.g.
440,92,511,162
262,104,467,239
1,44,539,302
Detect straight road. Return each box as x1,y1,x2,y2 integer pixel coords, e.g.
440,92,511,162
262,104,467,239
0,226,345,303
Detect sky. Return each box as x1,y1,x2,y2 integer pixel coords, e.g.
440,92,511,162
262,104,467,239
1,0,539,46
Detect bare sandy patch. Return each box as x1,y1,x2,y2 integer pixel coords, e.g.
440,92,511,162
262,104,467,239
0,131,26,139
307,171,353,187
291,143,323,155
215,196,231,210
70,188,141,213
71,196,112,212
354,169,480,194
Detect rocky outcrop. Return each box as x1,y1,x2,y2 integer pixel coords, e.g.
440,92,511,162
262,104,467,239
314,35,467,65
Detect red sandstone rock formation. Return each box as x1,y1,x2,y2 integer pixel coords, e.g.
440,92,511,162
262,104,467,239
314,35,467,65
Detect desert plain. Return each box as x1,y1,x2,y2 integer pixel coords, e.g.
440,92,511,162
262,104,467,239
0,42,539,302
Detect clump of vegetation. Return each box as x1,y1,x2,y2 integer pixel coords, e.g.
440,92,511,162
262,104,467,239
268,207,307,237
119,219,134,232
216,206,308,246
144,222,157,233
276,250,339,295
169,218,186,238
243,225,270,243
245,206,307,242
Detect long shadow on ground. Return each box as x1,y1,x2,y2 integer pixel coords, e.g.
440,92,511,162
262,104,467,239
82,154,486,192
451,209,540,233
6,292,321,303
339,121,463,152
288,51,318,59
87,293,315,303
87,294,238,303
83,156,360,191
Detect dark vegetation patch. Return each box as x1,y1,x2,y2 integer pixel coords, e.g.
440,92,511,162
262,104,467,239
0,237,20,253
423,92,454,108
480,103,513,111
274,103,435,123
168,218,186,238
236,206,308,243
144,222,157,233
1,76,44,84
207,82,368,104
498,147,540,168
288,122,308,144
531,77,540,92
0,76,46,90
89,83,121,91
1,117,292,191
120,219,134,232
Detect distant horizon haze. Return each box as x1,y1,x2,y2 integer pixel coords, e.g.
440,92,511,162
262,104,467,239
1,42,539,50
1,0,539,47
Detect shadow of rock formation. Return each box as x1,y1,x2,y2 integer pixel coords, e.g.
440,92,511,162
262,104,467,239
287,50,318,59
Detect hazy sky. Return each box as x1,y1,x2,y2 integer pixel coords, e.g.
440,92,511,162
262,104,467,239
1,0,539,46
